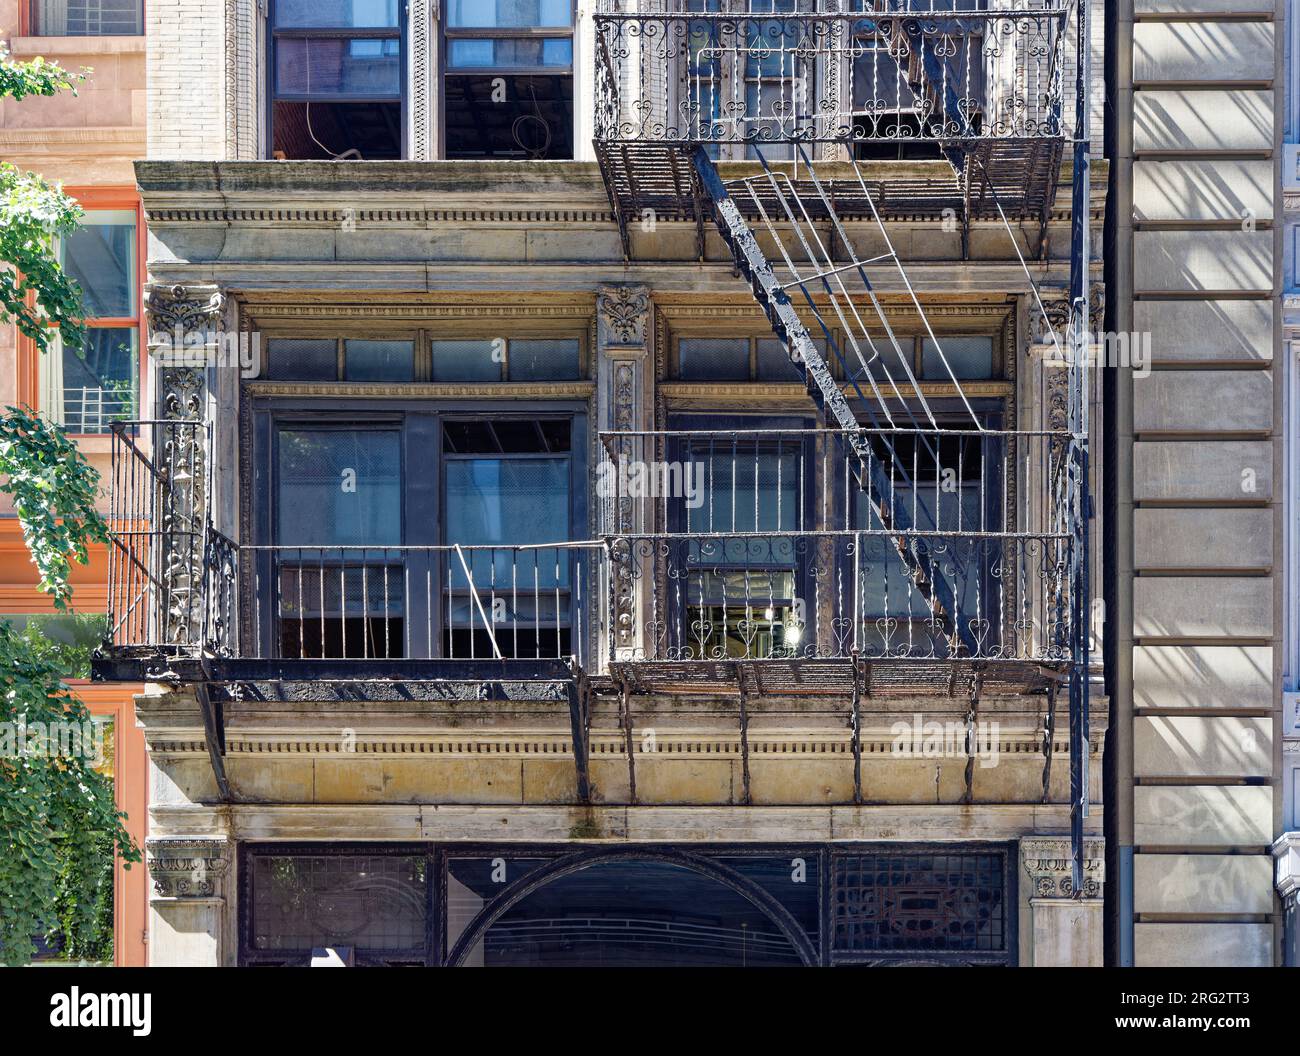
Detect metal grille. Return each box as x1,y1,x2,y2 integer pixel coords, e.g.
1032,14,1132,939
249,853,427,954
831,850,1007,957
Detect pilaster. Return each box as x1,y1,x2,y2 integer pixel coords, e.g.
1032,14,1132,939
1021,836,1105,966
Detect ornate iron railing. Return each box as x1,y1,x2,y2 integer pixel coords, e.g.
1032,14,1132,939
598,426,1080,663
593,0,1073,148
103,419,1082,668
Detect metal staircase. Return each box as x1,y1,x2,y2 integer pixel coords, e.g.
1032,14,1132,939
693,143,980,654
594,0,1093,885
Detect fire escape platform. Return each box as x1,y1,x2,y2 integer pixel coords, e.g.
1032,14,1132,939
604,658,1067,700
596,140,1065,235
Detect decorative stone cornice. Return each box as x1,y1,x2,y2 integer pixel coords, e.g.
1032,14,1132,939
147,837,230,900
1021,837,1105,899
597,284,651,347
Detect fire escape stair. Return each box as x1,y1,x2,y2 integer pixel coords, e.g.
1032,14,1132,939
691,147,978,658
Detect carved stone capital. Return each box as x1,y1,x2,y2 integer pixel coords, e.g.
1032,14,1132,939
596,284,650,349
147,837,230,900
143,283,226,350
1021,837,1105,899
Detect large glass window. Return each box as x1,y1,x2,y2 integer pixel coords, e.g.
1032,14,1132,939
29,0,142,35
270,0,403,159
444,1,575,159
442,418,574,659
274,427,404,658
45,208,139,434
673,430,809,659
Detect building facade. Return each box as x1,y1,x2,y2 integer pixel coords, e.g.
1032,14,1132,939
0,0,148,966
90,0,1113,967
1110,0,1289,967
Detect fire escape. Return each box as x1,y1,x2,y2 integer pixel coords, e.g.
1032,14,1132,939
591,0,1094,882
91,0,1094,886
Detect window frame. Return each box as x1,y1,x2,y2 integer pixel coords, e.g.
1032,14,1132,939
23,0,144,37
38,188,146,438
251,397,589,661
266,0,408,159
439,0,578,160
260,325,590,384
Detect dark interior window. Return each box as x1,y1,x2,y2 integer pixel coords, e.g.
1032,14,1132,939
271,0,403,160
444,1,574,159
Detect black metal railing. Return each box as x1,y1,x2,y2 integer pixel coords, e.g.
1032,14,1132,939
594,0,1073,149
103,420,1082,668
598,426,1080,662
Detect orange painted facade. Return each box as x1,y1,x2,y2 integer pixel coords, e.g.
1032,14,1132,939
1,6,150,966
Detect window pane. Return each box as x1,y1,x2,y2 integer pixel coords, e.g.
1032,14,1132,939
276,37,401,97
445,458,570,587
508,338,580,380
62,211,135,318
274,0,399,28
757,337,825,381
921,336,995,380
678,338,749,381
447,38,573,69
250,854,426,953
30,0,143,36
62,328,136,433
448,0,572,28
276,429,401,545
345,339,414,381
431,339,502,382
267,338,337,380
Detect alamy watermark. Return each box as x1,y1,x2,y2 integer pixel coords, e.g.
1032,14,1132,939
890,713,1000,768
0,719,105,766
596,459,705,509
1043,329,1150,378
151,325,261,378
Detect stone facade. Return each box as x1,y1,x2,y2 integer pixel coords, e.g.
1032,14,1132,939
111,1,1131,966
1114,0,1286,966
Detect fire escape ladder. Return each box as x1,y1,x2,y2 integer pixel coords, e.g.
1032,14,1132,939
691,145,979,657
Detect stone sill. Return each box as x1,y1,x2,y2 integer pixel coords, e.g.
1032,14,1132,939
7,35,145,58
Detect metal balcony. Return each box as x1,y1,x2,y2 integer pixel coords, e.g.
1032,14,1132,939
593,0,1078,246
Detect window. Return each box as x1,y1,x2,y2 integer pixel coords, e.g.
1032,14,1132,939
263,334,582,382
848,0,987,157
28,0,142,35
670,427,811,660
853,429,999,655
442,418,574,658
43,208,139,434
260,406,586,661
444,0,575,159
675,335,817,382
270,0,404,160
847,334,997,384
274,427,404,658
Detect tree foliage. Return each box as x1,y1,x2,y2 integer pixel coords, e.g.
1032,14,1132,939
0,48,137,967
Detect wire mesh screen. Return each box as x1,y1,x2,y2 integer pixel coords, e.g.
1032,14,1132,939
831,850,1008,959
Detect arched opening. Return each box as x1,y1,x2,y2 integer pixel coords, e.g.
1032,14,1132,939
450,855,809,967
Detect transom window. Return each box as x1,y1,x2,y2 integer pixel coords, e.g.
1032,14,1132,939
263,334,583,383
270,0,404,160
443,0,575,159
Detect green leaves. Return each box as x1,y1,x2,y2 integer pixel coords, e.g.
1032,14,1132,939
0,49,135,967
0,407,110,610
